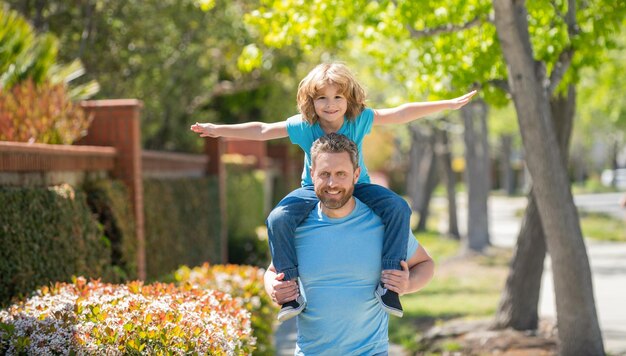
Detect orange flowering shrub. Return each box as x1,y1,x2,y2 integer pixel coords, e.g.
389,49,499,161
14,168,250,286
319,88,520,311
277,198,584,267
0,79,92,144
0,277,255,355
175,263,277,356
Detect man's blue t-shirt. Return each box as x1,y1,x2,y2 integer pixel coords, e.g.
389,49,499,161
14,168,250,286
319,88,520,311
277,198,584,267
293,198,420,355
286,108,375,187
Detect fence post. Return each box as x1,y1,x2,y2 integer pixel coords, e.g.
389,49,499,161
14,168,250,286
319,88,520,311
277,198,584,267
79,100,146,280
205,137,228,263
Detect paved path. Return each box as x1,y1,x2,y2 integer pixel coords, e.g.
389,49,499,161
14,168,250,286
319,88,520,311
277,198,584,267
274,192,626,355
486,192,626,355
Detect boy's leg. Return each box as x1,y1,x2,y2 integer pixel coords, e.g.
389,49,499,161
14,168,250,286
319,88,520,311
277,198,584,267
354,183,411,317
266,186,318,321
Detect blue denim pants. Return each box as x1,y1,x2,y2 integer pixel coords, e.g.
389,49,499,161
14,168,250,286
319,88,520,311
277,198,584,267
266,183,411,281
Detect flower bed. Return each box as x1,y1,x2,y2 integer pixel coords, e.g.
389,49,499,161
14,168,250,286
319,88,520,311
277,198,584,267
0,277,255,355
174,263,277,356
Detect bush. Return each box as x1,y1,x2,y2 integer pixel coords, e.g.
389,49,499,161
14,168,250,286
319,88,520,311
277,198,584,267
143,177,222,279
83,179,137,281
0,277,255,355
0,79,92,144
0,184,113,307
226,163,270,267
174,263,277,356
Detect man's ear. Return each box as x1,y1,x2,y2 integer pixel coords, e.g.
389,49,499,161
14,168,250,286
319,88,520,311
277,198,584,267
353,167,361,183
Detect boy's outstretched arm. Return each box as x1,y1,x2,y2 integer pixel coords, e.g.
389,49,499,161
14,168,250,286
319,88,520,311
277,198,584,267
373,90,477,126
190,121,288,141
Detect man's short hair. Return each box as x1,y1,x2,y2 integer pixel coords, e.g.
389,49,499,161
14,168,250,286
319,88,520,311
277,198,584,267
311,133,359,169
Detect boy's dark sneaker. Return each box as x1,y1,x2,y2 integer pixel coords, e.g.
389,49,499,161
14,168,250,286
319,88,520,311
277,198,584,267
374,283,403,317
277,295,306,322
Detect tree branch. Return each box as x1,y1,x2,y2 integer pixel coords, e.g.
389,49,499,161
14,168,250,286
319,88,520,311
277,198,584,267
547,0,577,94
487,78,510,94
547,48,573,94
406,15,485,39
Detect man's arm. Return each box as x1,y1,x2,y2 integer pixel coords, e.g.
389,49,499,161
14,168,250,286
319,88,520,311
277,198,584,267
380,244,434,295
264,262,300,305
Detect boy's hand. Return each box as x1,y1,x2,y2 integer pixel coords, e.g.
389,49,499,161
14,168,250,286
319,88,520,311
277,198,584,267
190,122,220,137
270,272,299,305
381,261,411,295
448,90,478,110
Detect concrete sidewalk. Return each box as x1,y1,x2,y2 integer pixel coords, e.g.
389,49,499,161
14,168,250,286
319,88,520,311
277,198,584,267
487,193,626,355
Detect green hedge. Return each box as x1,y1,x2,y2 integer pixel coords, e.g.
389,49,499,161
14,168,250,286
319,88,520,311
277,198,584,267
226,164,270,267
0,184,113,307
83,180,137,281
143,177,222,280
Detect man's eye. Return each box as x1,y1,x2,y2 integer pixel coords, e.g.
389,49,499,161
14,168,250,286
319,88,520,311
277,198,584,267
337,172,346,177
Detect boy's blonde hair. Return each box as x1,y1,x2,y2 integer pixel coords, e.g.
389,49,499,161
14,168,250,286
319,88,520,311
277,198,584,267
297,63,366,125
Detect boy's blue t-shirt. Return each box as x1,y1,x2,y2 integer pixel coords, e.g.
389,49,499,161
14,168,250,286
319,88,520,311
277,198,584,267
286,108,375,187
293,198,420,355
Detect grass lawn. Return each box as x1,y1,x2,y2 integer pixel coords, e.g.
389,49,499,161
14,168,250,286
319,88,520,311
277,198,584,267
392,231,511,352
580,211,626,242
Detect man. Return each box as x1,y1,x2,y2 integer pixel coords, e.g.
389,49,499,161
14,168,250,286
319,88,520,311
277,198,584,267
264,133,435,355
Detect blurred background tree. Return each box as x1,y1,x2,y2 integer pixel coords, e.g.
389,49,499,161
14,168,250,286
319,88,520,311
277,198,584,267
3,0,301,151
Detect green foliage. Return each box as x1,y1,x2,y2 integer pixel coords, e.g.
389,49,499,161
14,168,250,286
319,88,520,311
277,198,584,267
0,6,98,96
83,179,137,281
226,163,270,267
0,184,113,307
0,79,92,144
244,0,626,105
4,0,297,151
143,177,222,280
0,6,56,89
580,211,626,242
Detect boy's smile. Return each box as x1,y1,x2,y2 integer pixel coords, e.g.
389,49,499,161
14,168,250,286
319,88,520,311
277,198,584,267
313,84,348,131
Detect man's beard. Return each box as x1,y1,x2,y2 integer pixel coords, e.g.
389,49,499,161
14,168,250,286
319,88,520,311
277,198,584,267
316,184,354,210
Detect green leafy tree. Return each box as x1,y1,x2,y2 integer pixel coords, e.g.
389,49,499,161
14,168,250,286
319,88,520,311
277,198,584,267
5,0,298,151
576,28,626,171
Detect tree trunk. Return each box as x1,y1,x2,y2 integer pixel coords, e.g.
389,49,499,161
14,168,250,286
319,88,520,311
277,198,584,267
493,2,603,354
500,134,516,195
416,131,438,231
494,85,576,331
493,191,546,330
435,125,460,239
462,99,490,252
406,124,427,212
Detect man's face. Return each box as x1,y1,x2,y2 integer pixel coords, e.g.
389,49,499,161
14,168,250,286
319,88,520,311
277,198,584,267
311,151,360,210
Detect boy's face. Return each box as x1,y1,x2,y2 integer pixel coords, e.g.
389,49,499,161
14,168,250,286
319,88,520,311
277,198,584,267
311,151,360,211
313,84,348,125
